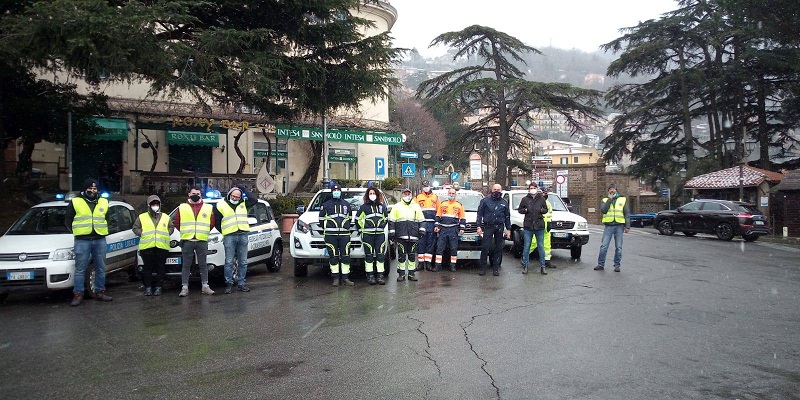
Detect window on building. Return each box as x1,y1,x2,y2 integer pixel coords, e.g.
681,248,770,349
560,157,568,165
573,156,579,164
254,139,287,174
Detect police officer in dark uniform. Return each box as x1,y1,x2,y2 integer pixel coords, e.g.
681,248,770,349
476,184,511,276
319,184,355,286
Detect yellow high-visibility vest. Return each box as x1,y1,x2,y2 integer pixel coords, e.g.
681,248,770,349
601,196,627,224
216,201,250,235
138,213,171,250
71,197,109,236
178,203,212,240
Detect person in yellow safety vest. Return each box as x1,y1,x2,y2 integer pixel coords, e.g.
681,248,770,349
64,178,114,306
172,186,216,297
528,194,556,268
320,184,355,287
388,188,425,281
414,180,439,271
595,184,630,272
355,187,388,285
133,195,174,296
214,186,257,294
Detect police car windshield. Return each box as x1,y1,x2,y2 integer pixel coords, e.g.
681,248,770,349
435,192,483,212
7,206,70,235
510,193,568,212
309,191,367,212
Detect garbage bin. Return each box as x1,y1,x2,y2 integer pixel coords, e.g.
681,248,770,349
281,214,299,234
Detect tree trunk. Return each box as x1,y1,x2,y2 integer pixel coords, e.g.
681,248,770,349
295,141,323,192
141,132,158,172
492,43,510,187
234,129,246,174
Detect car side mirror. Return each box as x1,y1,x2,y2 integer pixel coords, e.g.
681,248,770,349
296,204,306,214
567,205,575,213
247,217,258,225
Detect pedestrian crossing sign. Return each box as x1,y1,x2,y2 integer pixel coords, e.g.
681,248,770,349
401,163,416,177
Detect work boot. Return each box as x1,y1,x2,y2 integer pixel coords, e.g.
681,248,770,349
540,267,547,275
341,277,355,286
179,285,189,297
332,273,340,287
397,272,406,282
224,283,233,294
493,268,500,276
94,291,113,302
237,285,251,292
367,273,377,285
408,272,418,281
144,287,153,296
449,265,456,272
70,293,83,307
479,269,486,276
153,287,162,296
545,260,556,268
432,264,441,272
376,274,386,285
202,284,215,295
522,265,528,274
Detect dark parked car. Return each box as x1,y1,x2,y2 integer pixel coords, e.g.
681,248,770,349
654,199,769,241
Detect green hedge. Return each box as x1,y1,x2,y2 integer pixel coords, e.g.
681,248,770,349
269,194,311,216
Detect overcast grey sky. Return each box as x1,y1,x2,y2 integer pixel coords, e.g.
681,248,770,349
388,0,679,56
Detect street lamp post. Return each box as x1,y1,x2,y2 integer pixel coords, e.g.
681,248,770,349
724,138,757,202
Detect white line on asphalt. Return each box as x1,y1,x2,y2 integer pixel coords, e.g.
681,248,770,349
302,318,326,339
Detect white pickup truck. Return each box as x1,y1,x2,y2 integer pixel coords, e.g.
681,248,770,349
502,190,590,260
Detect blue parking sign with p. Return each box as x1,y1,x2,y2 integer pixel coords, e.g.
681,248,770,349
375,157,385,178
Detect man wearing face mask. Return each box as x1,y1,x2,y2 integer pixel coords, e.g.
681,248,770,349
65,179,114,306
433,187,465,272
172,186,215,297
356,187,388,285
476,184,511,276
595,184,630,272
133,195,174,296
388,188,425,281
214,186,257,294
518,183,548,275
414,180,439,271
320,184,355,287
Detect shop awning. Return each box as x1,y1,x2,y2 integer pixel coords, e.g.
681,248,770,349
93,118,128,141
167,130,220,147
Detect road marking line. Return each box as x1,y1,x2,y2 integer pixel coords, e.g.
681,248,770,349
302,318,326,338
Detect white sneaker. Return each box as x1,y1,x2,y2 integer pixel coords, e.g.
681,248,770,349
201,285,215,295
178,286,189,297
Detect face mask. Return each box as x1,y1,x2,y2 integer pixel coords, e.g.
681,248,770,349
85,191,97,199
150,205,160,213
448,195,455,201
402,195,412,202
529,190,537,195
332,191,341,199
492,191,501,198
369,194,377,202
230,199,240,205
189,194,201,202
423,187,431,193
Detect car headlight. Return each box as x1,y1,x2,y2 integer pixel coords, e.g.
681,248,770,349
52,247,74,261
208,234,221,244
296,220,311,234
576,221,587,230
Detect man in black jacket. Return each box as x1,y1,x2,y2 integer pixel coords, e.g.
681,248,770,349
319,184,355,287
476,184,511,276
517,183,549,275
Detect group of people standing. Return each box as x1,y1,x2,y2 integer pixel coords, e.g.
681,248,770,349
67,180,258,306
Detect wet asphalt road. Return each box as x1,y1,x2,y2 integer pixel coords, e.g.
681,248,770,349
1,226,799,400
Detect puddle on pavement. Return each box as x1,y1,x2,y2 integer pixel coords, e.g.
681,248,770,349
260,361,303,378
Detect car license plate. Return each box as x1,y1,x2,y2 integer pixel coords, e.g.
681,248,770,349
165,257,181,265
7,271,33,280
459,235,480,242
552,232,570,238
754,221,764,225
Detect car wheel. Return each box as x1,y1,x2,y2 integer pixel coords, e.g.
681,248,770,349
266,245,283,272
0,293,8,303
657,219,675,236
570,245,582,260
715,223,735,241
84,266,97,298
511,229,523,259
294,261,308,277
682,231,697,237
742,234,759,242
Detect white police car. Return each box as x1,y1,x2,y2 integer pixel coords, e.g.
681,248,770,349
0,194,139,300
136,192,282,280
502,190,590,260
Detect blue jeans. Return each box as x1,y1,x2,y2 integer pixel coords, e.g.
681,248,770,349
223,232,249,285
73,238,107,294
522,228,546,268
597,224,624,268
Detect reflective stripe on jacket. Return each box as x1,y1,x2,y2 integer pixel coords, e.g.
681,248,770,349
601,196,627,224
71,198,109,236
179,203,213,240
356,202,388,235
388,201,425,240
216,201,250,235
319,198,352,236
436,200,466,230
138,213,171,250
